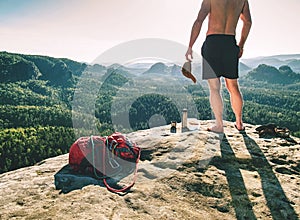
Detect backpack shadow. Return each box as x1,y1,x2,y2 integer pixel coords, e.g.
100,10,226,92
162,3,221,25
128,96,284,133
54,164,104,194
54,164,135,194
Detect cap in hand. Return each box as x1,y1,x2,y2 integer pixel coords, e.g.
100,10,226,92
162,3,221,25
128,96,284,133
181,61,196,83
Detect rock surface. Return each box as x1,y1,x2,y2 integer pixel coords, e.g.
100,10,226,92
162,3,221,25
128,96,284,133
0,120,299,220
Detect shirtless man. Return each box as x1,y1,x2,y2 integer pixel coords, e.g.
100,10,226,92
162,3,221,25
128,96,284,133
185,0,252,133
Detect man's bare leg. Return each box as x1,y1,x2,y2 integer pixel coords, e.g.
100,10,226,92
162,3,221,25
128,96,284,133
225,78,244,130
207,78,224,133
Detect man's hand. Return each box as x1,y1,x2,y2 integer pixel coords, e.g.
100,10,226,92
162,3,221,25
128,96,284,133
238,47,243,58
185,47,193,61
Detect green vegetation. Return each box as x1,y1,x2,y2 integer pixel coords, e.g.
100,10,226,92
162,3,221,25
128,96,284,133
129,94,181,130
247,64,300,84
0,51,299,173
0,52,84,173
0,126,74,173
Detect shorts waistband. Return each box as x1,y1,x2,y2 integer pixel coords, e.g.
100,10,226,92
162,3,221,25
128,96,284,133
206,34,236,38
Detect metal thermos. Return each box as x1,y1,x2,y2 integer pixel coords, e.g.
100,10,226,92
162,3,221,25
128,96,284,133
182,108,188,129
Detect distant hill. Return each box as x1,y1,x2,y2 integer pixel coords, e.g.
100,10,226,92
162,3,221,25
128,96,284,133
134,60,251,78
124,62,155,69
142,62,185,78
106,63,146,76
143,62,202,79
0,52,41,82
143,62,169,75
242,57,285,69
287,59,300,73
247,64,300,84
0,51,87,87
170,64,182,76
268,54,300,60
239,62,252,76
241,54,300,72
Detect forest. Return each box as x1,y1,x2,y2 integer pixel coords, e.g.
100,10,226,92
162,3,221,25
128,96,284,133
0,51,299,173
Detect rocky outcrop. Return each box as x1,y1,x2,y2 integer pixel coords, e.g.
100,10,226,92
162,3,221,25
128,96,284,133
0,120,299,219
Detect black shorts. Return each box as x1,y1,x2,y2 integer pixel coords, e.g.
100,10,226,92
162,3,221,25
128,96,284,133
201,34,240,79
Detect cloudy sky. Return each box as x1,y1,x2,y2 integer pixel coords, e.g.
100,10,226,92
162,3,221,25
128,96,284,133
1,0,299,63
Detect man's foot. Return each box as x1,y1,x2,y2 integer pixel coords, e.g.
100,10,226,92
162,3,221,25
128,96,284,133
234,123,245,132
207,125,224,134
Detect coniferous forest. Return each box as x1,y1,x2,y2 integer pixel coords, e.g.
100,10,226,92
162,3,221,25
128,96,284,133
0,51,300,173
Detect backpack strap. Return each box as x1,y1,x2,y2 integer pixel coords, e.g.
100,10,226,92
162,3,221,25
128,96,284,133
103,148,141,193
91,135,106,179
91,135,141,193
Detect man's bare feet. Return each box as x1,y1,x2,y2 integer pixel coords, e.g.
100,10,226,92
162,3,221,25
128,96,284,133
234,122,245,131
207,125,224,134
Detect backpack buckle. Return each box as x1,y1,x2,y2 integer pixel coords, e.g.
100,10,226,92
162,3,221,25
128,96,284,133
109,158,120,169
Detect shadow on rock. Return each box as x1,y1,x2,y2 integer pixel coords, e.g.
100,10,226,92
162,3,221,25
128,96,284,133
54,165,104,194
54,164,134,194
242,132,299,220
210,133,299,220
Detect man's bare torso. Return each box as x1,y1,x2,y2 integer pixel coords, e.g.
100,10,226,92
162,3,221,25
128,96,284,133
186,0,251,58
206,0,246,35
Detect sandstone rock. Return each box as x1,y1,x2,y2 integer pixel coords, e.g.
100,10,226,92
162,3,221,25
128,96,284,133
0,120,299,219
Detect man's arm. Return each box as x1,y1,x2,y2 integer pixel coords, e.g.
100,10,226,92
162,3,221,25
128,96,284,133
238,0,252,57
185,0,210,61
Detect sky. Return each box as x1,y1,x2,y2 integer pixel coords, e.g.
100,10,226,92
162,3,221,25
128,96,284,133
0,0,300,63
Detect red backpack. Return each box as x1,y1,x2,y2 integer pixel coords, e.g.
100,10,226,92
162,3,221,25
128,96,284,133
69,132,141,193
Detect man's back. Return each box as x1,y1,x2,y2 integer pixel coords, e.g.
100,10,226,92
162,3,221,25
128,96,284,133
207,0,246,35
186,0,251,58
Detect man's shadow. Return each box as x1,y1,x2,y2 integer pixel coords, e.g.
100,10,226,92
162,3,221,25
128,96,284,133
210,133,298,220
